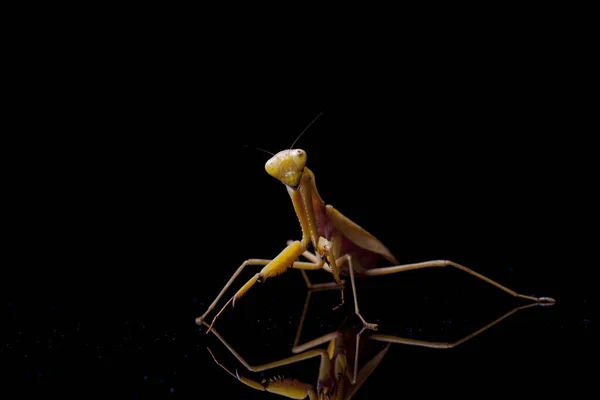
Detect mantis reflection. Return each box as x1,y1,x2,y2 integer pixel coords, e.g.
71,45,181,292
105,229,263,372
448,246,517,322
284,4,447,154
201,286,547,400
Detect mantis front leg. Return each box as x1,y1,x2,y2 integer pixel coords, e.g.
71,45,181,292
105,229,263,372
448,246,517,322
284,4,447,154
197,241,333,328
288,240,344,291
198,173,328,332
195,259,271,326
199,241,326,333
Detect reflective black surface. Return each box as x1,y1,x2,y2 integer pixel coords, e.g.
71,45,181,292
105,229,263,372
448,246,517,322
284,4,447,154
7,265,592,398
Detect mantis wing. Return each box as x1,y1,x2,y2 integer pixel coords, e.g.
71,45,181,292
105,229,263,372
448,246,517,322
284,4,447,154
326,205,398,265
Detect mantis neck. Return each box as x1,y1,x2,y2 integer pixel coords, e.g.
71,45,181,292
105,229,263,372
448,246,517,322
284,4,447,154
287,167,323,252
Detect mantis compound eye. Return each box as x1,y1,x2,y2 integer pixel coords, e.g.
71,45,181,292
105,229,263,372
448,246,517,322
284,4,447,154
265,158,281,178
292,149,307,169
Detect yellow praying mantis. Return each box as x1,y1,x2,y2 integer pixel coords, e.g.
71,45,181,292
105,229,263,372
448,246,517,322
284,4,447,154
195,113,555,333
202,288,547,400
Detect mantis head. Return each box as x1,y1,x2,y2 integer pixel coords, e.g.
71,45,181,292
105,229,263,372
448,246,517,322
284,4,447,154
265,149,307,189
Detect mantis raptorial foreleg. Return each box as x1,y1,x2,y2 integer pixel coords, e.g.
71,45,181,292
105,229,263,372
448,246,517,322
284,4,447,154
195,259,271,326
196,259,323,327
200,240,333,332
288,240,345,292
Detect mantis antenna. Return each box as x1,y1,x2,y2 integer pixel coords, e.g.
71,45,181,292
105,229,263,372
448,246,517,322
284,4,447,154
242,144,275,156
289,111,324,149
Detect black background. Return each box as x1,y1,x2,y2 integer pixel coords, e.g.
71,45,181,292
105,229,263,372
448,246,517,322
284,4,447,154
6,10,595,400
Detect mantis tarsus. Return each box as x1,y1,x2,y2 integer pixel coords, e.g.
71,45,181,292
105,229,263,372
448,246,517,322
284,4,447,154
195,115,555,333
203,287,547,400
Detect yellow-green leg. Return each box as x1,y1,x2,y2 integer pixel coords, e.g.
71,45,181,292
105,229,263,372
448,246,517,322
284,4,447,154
345,255,380,330
195,259,271,326
345,257,555,332
364,259,555,305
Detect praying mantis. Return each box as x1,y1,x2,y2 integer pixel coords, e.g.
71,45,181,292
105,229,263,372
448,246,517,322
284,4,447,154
195,114,555,333
202,288,548,400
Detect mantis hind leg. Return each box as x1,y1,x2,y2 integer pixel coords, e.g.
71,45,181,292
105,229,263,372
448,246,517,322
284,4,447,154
363,259,555,305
